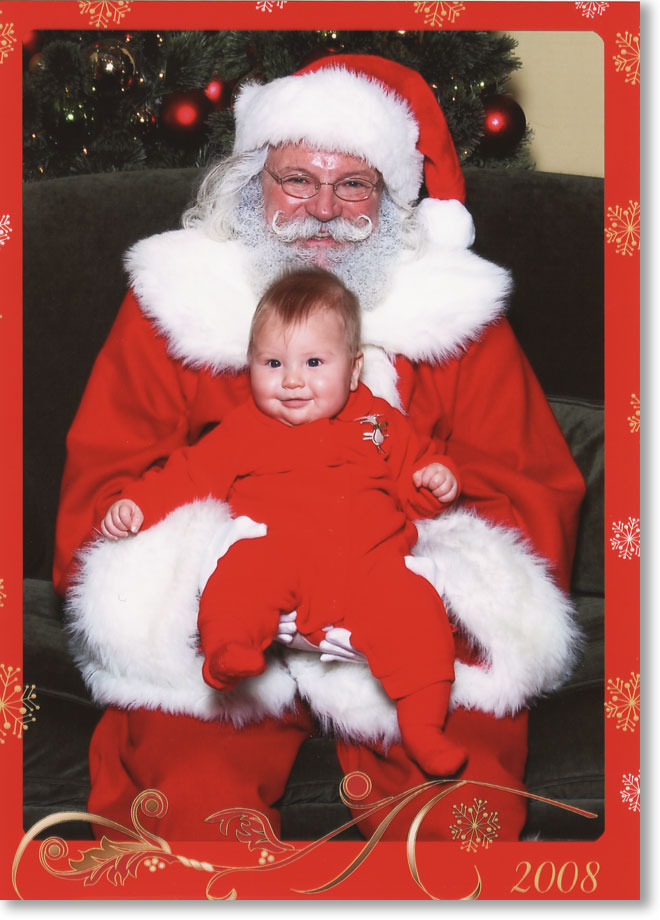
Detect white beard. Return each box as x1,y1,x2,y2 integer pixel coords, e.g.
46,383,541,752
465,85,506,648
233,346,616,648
229,178,405,312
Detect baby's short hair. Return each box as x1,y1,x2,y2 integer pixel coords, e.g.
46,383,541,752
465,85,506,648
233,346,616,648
248,267,362,357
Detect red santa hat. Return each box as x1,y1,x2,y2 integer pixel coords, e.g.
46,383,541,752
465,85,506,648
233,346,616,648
232,54,474,248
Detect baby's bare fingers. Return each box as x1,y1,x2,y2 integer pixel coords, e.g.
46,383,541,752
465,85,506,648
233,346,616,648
102,519,127,539
416,468,435,489
110,510,127,531
130,506,144,534
118,503,135,527
436,482,458,502
427,471,448,490
100,521,118,541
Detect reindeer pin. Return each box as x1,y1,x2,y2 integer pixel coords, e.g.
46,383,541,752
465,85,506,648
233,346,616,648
356,414,389,452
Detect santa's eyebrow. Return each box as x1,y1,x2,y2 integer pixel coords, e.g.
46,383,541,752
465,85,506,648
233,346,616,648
270,162,380,181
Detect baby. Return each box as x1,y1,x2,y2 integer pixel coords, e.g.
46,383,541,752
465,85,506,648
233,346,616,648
101,267,467,776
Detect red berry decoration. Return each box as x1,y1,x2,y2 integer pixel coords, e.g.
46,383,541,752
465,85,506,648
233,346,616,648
479,93,526,158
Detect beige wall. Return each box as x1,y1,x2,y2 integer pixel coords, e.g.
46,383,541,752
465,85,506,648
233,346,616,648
506,31,604,177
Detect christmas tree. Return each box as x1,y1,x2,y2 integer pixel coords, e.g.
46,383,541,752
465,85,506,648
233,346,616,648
23,29,531,182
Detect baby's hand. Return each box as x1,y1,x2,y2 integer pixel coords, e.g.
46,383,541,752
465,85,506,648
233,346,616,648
101,499,144,541
413,463,458,503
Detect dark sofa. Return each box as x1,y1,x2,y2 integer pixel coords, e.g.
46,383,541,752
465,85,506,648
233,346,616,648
22,166,604,841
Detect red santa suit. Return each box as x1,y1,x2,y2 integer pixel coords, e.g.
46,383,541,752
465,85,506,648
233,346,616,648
111,383,460,703
58,57,586,842
59,235,584,840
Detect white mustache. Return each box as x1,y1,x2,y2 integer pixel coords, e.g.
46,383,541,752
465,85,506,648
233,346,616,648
270,212,374,243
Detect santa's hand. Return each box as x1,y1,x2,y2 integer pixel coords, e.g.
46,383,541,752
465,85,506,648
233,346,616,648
274,611,322,652
319,627,367,664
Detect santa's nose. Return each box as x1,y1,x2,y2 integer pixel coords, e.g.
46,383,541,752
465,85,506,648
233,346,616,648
304,184,342,222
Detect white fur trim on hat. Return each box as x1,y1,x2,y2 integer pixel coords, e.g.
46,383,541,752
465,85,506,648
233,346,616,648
233,67,424,204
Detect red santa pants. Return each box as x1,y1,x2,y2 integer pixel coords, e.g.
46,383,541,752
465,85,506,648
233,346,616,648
87,703,528,842
199,534,456,700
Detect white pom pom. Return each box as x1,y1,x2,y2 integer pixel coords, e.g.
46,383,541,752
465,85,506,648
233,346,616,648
415,198,475,250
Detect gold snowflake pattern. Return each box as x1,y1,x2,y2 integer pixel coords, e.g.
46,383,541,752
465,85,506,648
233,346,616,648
256,1,287,11
0,215,12,247
78,1,132,29
613,32,640,87
621,771,640,812
0,14,17,64
628,393,640,433
0,664,39,743
605,201,640,256
610,517,640,560
414,2,466,29
449,798,500,852
605,672,640,732
575,1,609,17
0,576,6,606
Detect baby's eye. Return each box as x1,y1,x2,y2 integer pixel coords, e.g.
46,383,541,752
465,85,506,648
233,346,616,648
266,359,281,368
307,358,322,367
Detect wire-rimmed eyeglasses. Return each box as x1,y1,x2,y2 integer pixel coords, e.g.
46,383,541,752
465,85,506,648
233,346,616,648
263,165,381,202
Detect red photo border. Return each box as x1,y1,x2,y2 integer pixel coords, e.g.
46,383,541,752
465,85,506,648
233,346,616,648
0,0,640,901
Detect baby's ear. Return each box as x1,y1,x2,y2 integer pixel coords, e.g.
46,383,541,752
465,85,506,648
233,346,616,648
351,351,364,389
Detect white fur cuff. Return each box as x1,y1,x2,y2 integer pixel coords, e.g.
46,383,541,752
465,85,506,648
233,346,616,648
65,499,297,725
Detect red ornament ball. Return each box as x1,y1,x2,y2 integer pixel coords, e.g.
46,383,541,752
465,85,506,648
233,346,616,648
132,104,158,135
28,52,46,74
204,77,228,110
87,40,136,96
302,43,344,66
23,30,43,57
479,93,526,158
159,90,212,142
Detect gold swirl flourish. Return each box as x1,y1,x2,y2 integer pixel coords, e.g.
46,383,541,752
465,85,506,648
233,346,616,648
13,775,598,901
12,790,175,899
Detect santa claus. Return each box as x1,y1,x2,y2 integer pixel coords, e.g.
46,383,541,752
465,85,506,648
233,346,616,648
56,55,585,841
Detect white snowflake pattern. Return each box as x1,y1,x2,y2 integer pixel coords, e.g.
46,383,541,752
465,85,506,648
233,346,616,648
0,16,17,64
613,32,640,87
78,1,132,29
0,214,12,246
256,1,287,11
610,517,640,559
0,576,5,606
574,1,610,17
0,664,39,743
413,2,466,29
449,798,500,852
620,771,640,812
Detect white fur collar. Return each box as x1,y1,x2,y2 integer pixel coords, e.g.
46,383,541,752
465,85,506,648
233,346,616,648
124,225,511,381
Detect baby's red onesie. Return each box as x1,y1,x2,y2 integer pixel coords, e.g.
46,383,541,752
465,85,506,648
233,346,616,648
120,382,467,774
